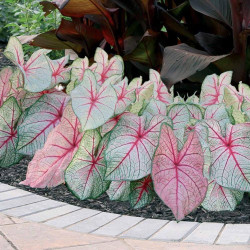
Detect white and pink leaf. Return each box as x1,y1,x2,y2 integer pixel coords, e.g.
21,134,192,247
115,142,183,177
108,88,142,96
17,92,70,155
71,69,117,131
200,71,232,107
152,124,208,221
204,120,250,192
65,130,110,200
0,67,12,107
106,181,130,201
150,69,173,105
202,180,244,211
94,48,124,85
129,175,155,209
105,113,172,180
114,77,136,115
48,55,70,87
4,37,52,92
0,97,22,168
20,104,83,188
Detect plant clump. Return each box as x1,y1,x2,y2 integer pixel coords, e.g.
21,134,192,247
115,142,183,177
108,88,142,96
0,37,249,221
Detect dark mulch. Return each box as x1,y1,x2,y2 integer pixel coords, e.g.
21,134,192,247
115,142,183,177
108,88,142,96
0,158,249,224
0,43,13,70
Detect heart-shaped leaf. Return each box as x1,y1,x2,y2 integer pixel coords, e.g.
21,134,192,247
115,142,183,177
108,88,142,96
71,69,117,130
152,123,208,220
127,77,142,95
242,99,250,121
65,130,110,200
48,55,70,87
114,78,136,115
143,99,167,123
185,120,211,178
4,37,52,92
106,181,130,201
204,103,231,136
70,57,92,83
130,175,154,209
224,88,245,124
167,102,203,148
105,113,172,180
200,71,232,107
150,69,173,104
239,82,250,102
17,92,70,155
0,97,22,168
0,67,12,107
21,88,60,110
20,104,83,188
204,120,250,192
100,112,130,136
9,69,25,103
129,80,154,114
94,48,124,85
202,179,244,211
186,94,200,104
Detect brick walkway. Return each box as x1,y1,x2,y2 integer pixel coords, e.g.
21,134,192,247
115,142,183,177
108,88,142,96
0,183,249,249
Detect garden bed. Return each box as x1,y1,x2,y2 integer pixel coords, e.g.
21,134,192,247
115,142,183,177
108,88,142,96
0,158,249,224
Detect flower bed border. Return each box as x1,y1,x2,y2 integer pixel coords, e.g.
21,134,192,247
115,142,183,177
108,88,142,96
0,182,249,245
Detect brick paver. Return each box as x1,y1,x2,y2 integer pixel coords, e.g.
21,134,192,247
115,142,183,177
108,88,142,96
0,212,249,249
0,234,15,250
0,183,16,192
0,184,249,247
120,218,168,239
216,224,250,245
22,204,80,222
93,215,144,236
0,189,31,201
0,221,115,250
44,208,101,228
184,222,224,244
67,211,121,233
0,213,14,225
3,199,65,217
0,194,47,211
150,221,199,241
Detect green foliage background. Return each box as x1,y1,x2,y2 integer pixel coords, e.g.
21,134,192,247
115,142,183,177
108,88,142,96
0,0,63,58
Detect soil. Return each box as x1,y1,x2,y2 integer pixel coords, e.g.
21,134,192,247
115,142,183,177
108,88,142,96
1,42,249,224
0,159,249,224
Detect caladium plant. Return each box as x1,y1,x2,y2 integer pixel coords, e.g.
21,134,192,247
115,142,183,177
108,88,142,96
65,130,110,200
105,113,172,181
0,67,12,107
17,92,70,155
152,123,208,221
4,37,52,93
1,38,250,221
21,104,83,188
0,97,22,168
106,180,130,201
130,175,155,209
71,69,117,131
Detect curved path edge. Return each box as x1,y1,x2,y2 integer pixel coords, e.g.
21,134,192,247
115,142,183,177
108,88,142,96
0,182,249,247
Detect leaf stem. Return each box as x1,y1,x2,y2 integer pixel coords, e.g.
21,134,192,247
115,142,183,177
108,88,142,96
230,0,243,54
